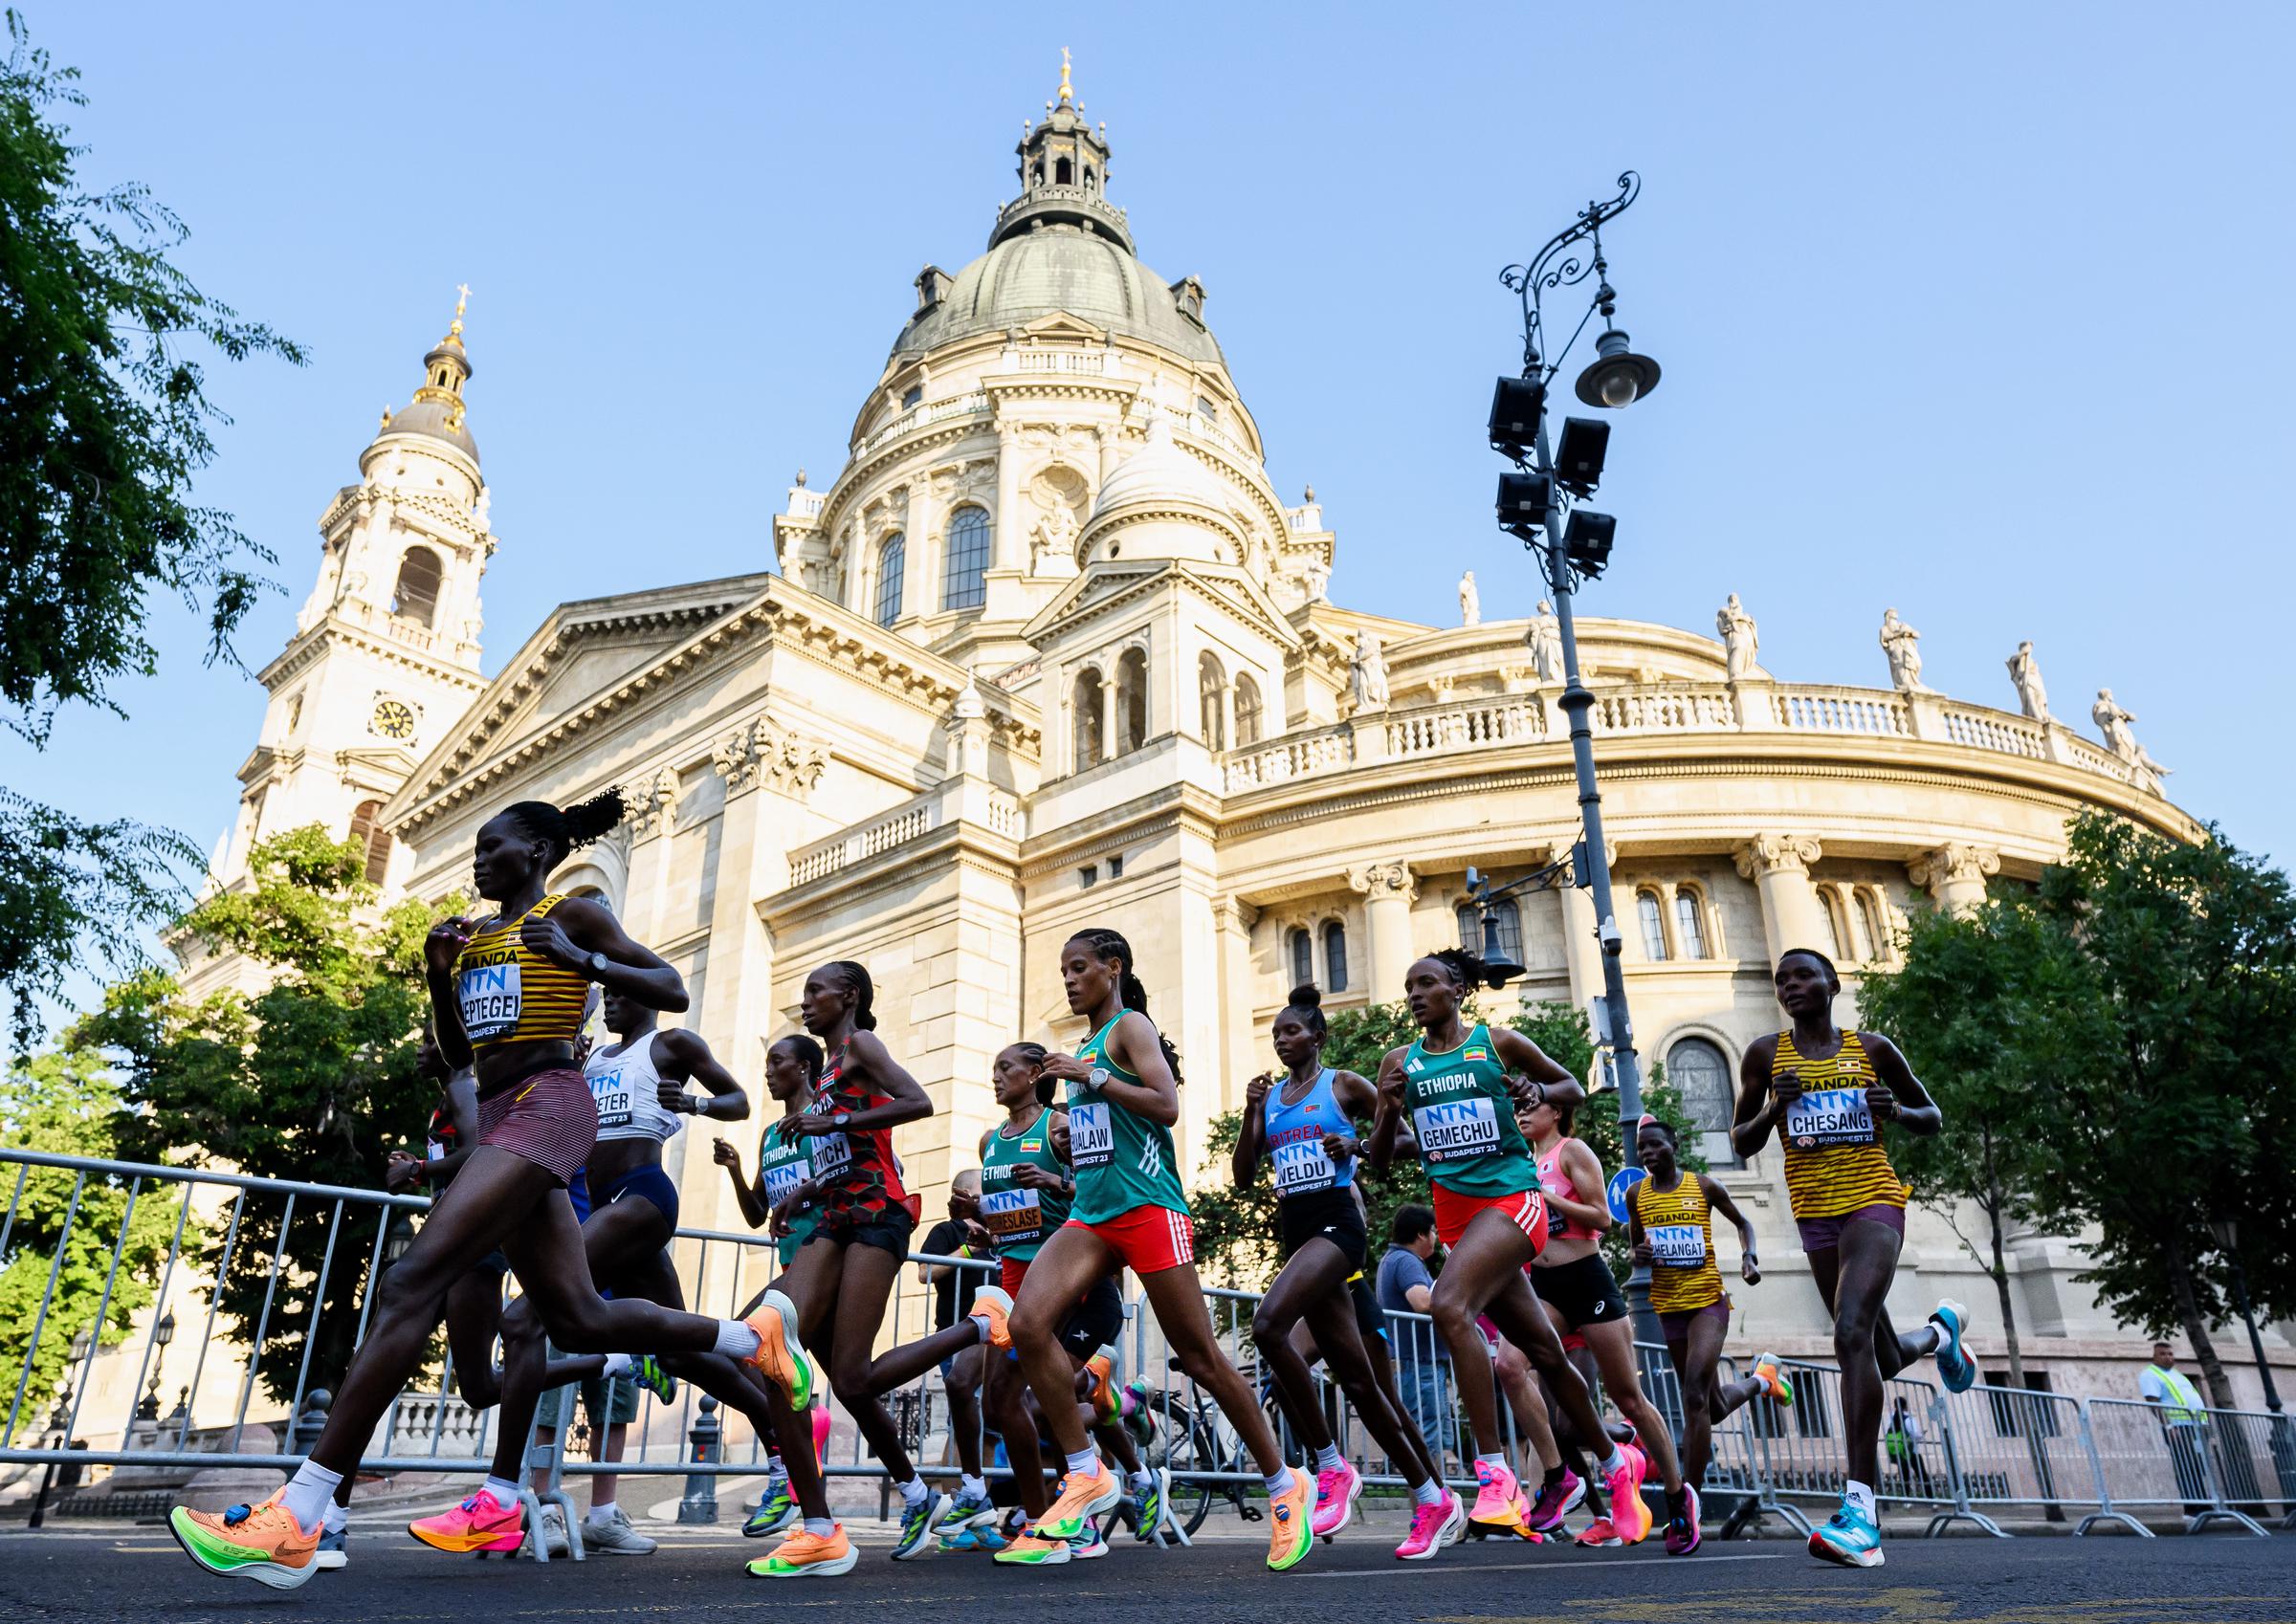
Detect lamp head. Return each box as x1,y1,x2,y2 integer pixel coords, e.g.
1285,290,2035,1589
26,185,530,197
1575,326,1662,408
1489,376,1546,457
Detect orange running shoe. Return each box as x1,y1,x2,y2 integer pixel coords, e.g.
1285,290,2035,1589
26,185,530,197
746,1522,857,1577
169,1490,322,1589
1266,1470,1314,1570
408,1487,524,1554
740,1288,811,1406
969,1286,1014,1351
995,1460,1119,1563
1085,1346,1119,1424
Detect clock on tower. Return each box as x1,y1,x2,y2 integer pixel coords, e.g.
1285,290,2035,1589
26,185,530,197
369,697,417,741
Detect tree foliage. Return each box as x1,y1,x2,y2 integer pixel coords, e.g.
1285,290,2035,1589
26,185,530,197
71,825,453,1400
0,11,302,1051
0,1047,176,1422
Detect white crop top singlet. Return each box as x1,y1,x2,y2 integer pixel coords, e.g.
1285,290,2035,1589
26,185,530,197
583,1035,685,1144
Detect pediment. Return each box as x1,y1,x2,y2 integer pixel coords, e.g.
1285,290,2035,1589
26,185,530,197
1021,559,1303,654
1012,312,1111,345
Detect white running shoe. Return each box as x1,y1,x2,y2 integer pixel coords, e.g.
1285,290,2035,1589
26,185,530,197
583,1504,658,1555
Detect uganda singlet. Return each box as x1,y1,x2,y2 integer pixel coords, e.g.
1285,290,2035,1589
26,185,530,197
1067,1015,1189,1224
1775,1028,1909,1220
1265,1066,1356,1198
757,1115,820,1265
453,893,590,1056
980,1108,1070,1262
1402,1023,1538,1196
810,1043,911,1222
1628,1173,1726,1314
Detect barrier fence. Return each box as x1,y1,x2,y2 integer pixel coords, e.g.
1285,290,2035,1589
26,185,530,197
1,1147,2285,1553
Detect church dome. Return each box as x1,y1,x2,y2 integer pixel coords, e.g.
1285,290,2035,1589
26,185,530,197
890,225,1225,368
1089,410,1231,523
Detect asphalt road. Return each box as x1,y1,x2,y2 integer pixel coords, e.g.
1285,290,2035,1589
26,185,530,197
3,1514,2290,1624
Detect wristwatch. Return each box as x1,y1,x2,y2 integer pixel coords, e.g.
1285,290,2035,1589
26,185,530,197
832,1110,853,1130
585,950,611,980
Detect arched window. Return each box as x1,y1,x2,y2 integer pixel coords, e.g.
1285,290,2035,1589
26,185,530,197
1055,155,1073,186
347,800,392,886
1115,647,1148,753
1637,890,1669,960
1674,890,1710,959
873,532,905,626
1289,927,1314,988
389,546,443,627
1233,673,1264,747
1072,668,1104,768
1854,890,1885,962
1322,921,1349,993
1822,889,1851,963
1667,1038,1738,1167
1456,900,1522,966
1198,651,1227,749
941,506,989,610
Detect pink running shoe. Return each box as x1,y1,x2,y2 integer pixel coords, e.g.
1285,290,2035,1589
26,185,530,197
1607,1444,1652,1544
1468,1459,1521,1527
1524,1466,1584,1534
1394,1489,1466,1561
1575,1515,1623,1547
1664,1483,1702,1556
1311,1459,1362,1539
408,1488,523,1554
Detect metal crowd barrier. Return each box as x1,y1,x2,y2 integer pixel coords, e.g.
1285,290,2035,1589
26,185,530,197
1,1148,2286,1547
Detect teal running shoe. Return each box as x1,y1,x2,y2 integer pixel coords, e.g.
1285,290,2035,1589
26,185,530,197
743,1476,797,1538
1929,1300,1977,1394
942,1483,998,1533
889,1490,951,1561
1808,1496,1885,1568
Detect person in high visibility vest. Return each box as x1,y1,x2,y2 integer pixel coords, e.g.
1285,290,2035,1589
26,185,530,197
2140,1340,2210,1513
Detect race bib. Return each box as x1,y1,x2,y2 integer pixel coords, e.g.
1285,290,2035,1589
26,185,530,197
981,1186,1043,1246
762,1152,811,1207
1785,1087,1876,1148
1273,1137,1338,1196
1413,1096,1500,1162
809,1131,853,1181
587,1064,634,1130
1068,1101,1115,1170
1649,1223,1707,1266
426,1136,447,1163
457,961,522,1042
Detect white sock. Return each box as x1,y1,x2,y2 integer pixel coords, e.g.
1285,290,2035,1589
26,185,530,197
1413,1478,1445,1506
804,1516,837,1538
278,1461,343,1532
897,1476,928,1507
1845,1479,1877,1519
714,1319,762,1359
1314,1442,1344,1472
960,1473,987,1499
1476,1451,1507,1472
481,1475,521,1507
1064,1447,1099,1478
599,1352,635,1379
321,1502,349,1535
1130,1470,1153,1493
586,1494,619,1520
1264,1465,1297,1497
1597,1447,1626,1479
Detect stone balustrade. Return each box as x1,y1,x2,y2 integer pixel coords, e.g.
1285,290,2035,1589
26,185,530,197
785,778,1026,889
853,391,991,458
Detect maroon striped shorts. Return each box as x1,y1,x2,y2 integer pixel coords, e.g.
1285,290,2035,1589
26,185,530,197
476,1067,597,1186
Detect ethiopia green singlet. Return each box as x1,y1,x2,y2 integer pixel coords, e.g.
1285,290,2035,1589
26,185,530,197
757,1115,820,1268
1067,1014,1189,1225
1402,1022,1539,1196
979,1107,1071,1262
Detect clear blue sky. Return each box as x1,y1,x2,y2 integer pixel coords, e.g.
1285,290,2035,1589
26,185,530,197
8,2,2292,1025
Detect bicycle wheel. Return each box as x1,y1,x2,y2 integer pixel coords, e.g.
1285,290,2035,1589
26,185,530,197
1146,1397,1219,1539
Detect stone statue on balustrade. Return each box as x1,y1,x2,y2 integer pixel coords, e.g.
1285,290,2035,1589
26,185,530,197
1458,570,1481,626
2006,640,2049,721
1349,630,1391,713
2092,688,2170,792
1879,607,1928,692
1030,500,1079,570
1717,593,1761,680
1526,601,1565,685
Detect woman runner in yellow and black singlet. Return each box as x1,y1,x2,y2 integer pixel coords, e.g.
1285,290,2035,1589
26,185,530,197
169,791,808,1591
1733,948,1976,1569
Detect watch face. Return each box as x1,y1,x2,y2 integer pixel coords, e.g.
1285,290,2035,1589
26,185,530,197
370,697,416,740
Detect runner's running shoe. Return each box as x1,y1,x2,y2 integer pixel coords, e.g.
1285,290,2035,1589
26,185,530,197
744,1476,798,1538
630,1354,676,1403
748,1523,858,1577
171,1491,323,1589
1525,1466,1584,1533
1395,1488,1465,1560
996,1462,1120,1563
889,1490,952,1560
1930,1300,1977,1394
407,1488,524,1555
1086,1346,1121,1423
1468,1458,1522,1526
1606,1444,1652,1544
1068,1524,1110,1559
968,1286,1014,1351
740,1289,811,1406
1808,1495,1885,1568
1508,1494,1546,1541
1134,1466,1173,1540
1266,1471,1314,1570
313,1525,347,1570
1121,1378,1155,1447
1751,1351,1794,1405
1664,1484,1702,1556
1574,1516,1622,1547
1311,1459,1362,1538
943,1482,999,1532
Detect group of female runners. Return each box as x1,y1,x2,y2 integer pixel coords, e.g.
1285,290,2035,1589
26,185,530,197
168,789,1977,1591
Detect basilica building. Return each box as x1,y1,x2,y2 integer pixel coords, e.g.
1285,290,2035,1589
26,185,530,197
190,69,2219,1390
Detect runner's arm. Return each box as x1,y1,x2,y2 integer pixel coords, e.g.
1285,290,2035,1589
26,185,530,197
1552,1138,1613,1232
653,1028,751,1121
1858,1032,1943,1137
717,1136,770,1229
419,1072,483,1185
424,916,476,1069
1100,1010,1181,1126
538,896,690,1013
1324,1069,1377,1163
1231,1073,1271,1189
837,1030,936,1130
1491,1026,1579,1110
1365,1046,1410,1171
1701,1174,1762,1283
1731,1035,1781,1158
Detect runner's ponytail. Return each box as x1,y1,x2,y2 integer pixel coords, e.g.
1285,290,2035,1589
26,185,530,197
502,787,626,870
1071,928,1183,1084
1284,983,1328,1042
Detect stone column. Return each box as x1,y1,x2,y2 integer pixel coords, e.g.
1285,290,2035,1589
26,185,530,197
993,426,1025,572
1908,843,1999,915
1348,861,1419,999
1733,834,1829,966
1100,676,1117,762
906,478,938,619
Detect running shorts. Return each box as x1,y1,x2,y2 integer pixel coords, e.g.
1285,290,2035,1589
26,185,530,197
1001,1260,1125,1362
1531,1252,1629,1328
1796,1200,1906,1255
1430,1185,1548,1252
1277,1186,1368,1269
1066,1204,1194,1275
476,1067,595,1187
809,1199,914,1257
1349,1270,1388,1343
1658,1297,1731,1341
599,1162,679,1229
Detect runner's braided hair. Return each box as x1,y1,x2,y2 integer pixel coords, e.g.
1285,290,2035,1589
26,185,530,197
1426,945,1498,992
1283,982,1329,1042
823,960,878,1029
1005,1040,1056,1106
501,787,626,871
1070,927,1183,1083
773,1034,826,1091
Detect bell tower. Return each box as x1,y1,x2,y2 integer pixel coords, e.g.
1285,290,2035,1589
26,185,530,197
211,291,496,893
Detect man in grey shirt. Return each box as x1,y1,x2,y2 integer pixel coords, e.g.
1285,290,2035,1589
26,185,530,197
1375,1203,1452,1468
